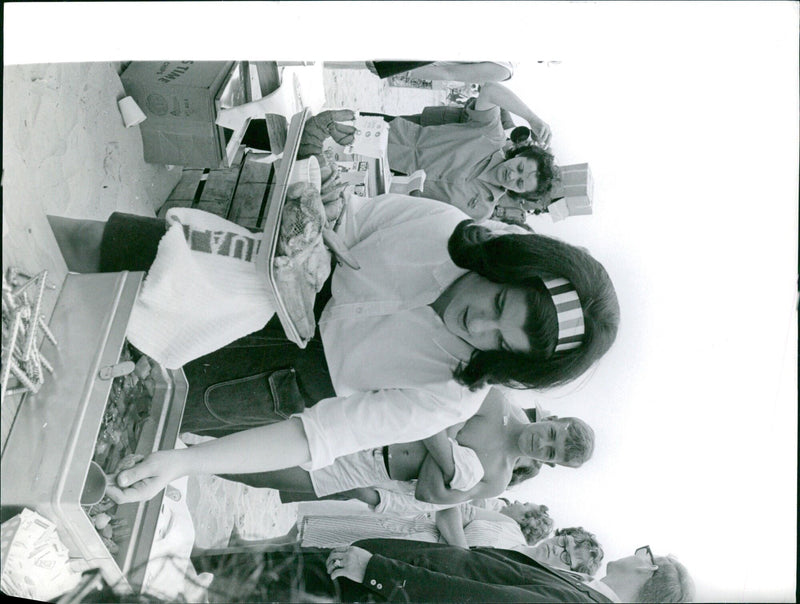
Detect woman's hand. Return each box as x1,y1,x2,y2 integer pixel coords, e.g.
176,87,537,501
317,153,351,229
527,114,552,148
326,546,373,583
105,449,187,504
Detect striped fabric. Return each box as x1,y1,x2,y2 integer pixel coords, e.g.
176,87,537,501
299,514,439,548
542,277,585,353
298,515,526,550
462,519,527,549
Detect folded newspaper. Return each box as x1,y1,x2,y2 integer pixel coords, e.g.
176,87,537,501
0,509,83,601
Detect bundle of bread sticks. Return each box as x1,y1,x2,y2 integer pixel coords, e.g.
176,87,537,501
1,268,58,403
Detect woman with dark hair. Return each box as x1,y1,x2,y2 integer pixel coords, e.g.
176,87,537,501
84,193,619,505
500,143,560,208
446,219,620,390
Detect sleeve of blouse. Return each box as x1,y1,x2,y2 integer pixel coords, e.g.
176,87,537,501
295,387,479,470
336,192,467,250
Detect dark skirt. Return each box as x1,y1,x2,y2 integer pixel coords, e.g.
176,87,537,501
100,212,336,438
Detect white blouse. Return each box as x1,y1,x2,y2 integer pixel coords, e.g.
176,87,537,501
297,194,490,469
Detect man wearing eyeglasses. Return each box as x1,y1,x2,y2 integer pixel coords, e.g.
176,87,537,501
195,541,695,602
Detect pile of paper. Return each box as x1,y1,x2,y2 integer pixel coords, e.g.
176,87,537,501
0,509,83,601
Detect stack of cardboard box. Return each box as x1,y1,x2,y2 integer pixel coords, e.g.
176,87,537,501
547,163,594,222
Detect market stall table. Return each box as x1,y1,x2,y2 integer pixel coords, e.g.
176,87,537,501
0,272,188,594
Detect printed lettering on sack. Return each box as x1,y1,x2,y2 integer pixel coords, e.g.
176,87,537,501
179,225,260,262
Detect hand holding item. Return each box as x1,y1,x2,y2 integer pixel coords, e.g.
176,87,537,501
318,155,350,226
528,114,552,148
105,449,184,504
316,153,360,269
299,109,356,158
327,546,373,583
320,164,348,206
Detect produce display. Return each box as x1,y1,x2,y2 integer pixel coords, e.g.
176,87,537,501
1,268,58,401
272,153,358,342
273,182,331,341
83,343,157,555
276,182,327,259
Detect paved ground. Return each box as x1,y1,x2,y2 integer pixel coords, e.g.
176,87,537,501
2,62,181,446
2,63,180,277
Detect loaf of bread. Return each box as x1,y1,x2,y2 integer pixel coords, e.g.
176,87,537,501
273,180,332,343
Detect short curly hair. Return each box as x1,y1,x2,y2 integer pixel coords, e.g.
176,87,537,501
556,527,604,575
637,555,695,603
502,144,560,201
515,503,554,545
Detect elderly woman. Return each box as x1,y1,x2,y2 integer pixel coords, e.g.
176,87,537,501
53,189,619,504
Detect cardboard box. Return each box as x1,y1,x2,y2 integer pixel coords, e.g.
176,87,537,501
121,61,249,168
548,163,594,221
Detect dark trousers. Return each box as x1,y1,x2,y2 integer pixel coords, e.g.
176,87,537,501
193,549,364,603
180,265,337,438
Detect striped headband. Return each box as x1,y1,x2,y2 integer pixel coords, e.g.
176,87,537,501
542,277,585,353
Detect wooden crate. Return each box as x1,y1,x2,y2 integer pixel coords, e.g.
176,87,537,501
227,183,267,228
158,152,276,227
196,168,240,217
228,153,274,228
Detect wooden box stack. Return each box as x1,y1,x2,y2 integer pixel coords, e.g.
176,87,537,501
157,152,274,229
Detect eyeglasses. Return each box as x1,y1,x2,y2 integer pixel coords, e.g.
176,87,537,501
635,545,656,566
556,535,573,567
